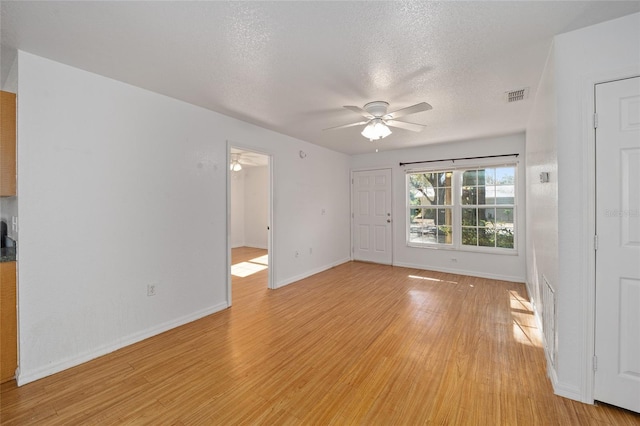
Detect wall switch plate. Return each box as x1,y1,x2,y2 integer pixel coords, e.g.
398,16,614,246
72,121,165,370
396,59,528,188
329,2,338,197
147,284,157,297
539,172,550,183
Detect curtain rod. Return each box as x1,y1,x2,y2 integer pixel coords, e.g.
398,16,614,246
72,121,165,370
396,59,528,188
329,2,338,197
399,153,519,167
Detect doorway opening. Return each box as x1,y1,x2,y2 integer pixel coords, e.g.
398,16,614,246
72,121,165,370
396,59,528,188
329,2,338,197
228,145,273,306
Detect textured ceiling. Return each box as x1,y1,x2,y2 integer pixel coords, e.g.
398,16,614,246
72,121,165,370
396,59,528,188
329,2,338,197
2,1,639,155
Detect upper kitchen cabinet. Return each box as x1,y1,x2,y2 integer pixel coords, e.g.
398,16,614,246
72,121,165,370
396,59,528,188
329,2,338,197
1,91,17,196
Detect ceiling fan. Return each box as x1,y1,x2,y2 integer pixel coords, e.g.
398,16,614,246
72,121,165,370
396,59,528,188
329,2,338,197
324,101,432,141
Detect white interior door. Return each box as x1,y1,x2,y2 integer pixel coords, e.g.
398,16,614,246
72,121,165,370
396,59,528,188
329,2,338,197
594,76,640,413
352,169,392,265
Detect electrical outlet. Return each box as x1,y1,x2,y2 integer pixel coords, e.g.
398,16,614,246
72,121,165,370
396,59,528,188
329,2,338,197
147,284,157,297
309,247,313,255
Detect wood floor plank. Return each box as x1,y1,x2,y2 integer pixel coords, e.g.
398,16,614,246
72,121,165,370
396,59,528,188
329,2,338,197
1,247,638,424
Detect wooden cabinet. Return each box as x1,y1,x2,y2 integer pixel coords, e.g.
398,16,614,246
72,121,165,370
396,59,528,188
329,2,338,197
1,261,17,383
1,91,17,196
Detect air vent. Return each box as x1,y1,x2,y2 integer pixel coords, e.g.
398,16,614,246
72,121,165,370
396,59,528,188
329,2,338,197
505,87,529,103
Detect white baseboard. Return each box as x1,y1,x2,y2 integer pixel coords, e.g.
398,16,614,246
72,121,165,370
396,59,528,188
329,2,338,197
16,301,229,386
392,261,526,283
276,257,351,288
244,243,268,250
526,280,585,404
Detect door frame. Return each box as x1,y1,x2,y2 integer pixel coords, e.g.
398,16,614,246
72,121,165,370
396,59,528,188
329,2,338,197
582,68,640,404
226,141,275,308
350,167,394,265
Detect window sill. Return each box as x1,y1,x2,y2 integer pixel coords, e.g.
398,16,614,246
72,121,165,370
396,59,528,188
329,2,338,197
406,242,518,256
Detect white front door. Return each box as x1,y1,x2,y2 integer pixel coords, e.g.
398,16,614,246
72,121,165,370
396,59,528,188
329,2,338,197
594,76,640,413
352,169,392,265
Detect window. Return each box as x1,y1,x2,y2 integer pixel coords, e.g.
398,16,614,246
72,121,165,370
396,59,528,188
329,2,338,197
408,171,453,245
406,164,517,252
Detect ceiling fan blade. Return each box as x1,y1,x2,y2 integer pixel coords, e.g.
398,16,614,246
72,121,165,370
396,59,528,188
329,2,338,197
385,120,426,132
385,102,432,120
344,105,375,119
323,120,369,131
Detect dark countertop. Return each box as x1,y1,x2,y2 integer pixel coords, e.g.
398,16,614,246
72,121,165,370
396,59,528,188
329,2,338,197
1,247,16,262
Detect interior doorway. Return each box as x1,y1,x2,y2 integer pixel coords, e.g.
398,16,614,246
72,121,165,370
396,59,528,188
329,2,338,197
228,145,272,306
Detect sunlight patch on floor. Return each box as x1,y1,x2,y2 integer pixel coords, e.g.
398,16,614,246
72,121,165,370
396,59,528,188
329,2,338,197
509,290,543,348
408,275,458,285
232,261,268,278
250,255,269,265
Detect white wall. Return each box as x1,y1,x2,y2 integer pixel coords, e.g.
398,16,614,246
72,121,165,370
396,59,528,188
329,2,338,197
351,133,527,283
244,166,268,249
229,165,268,249
526,12,640,402
17,51,351,384
525,41,558,359
230,170,245,248
555,12,640,401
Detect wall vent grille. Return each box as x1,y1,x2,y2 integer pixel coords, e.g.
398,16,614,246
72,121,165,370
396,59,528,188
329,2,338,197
506,88,529,102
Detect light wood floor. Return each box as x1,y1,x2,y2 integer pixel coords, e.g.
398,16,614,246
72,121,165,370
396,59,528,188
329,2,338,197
1,247,638,424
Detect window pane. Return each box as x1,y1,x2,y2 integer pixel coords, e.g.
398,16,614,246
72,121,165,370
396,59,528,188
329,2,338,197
476,185,487,205
422,191,438,206
483,168,494,185
409,207,422,242
409,207,422,223
495,185,514,204
496,208,514,225
434,186,451,205
478,227,495,247
437,226,452,244
496,208,514,248
462,208,477,226
435,172,453,187
496,167,514,184
409,175,434,206
423,208,435,223
479,208,495,225
424,173,438,184
462,170,477,186
496,228,514,248
436,208,448,225
478,169,486,185
462,227,477,246
409,207,440,244
462,186,476,205
408,172,453,206
444,172,453,187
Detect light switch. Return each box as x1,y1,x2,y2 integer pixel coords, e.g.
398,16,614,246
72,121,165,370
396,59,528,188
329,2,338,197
539,172,550,183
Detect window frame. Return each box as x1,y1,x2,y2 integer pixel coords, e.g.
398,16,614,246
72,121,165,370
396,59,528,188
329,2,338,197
406,161,518,254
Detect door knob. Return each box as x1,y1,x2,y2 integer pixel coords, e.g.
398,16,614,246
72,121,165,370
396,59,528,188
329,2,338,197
387,219,391,223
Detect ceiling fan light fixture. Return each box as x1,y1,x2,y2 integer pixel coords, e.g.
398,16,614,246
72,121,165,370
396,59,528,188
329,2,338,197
361,118,392,141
